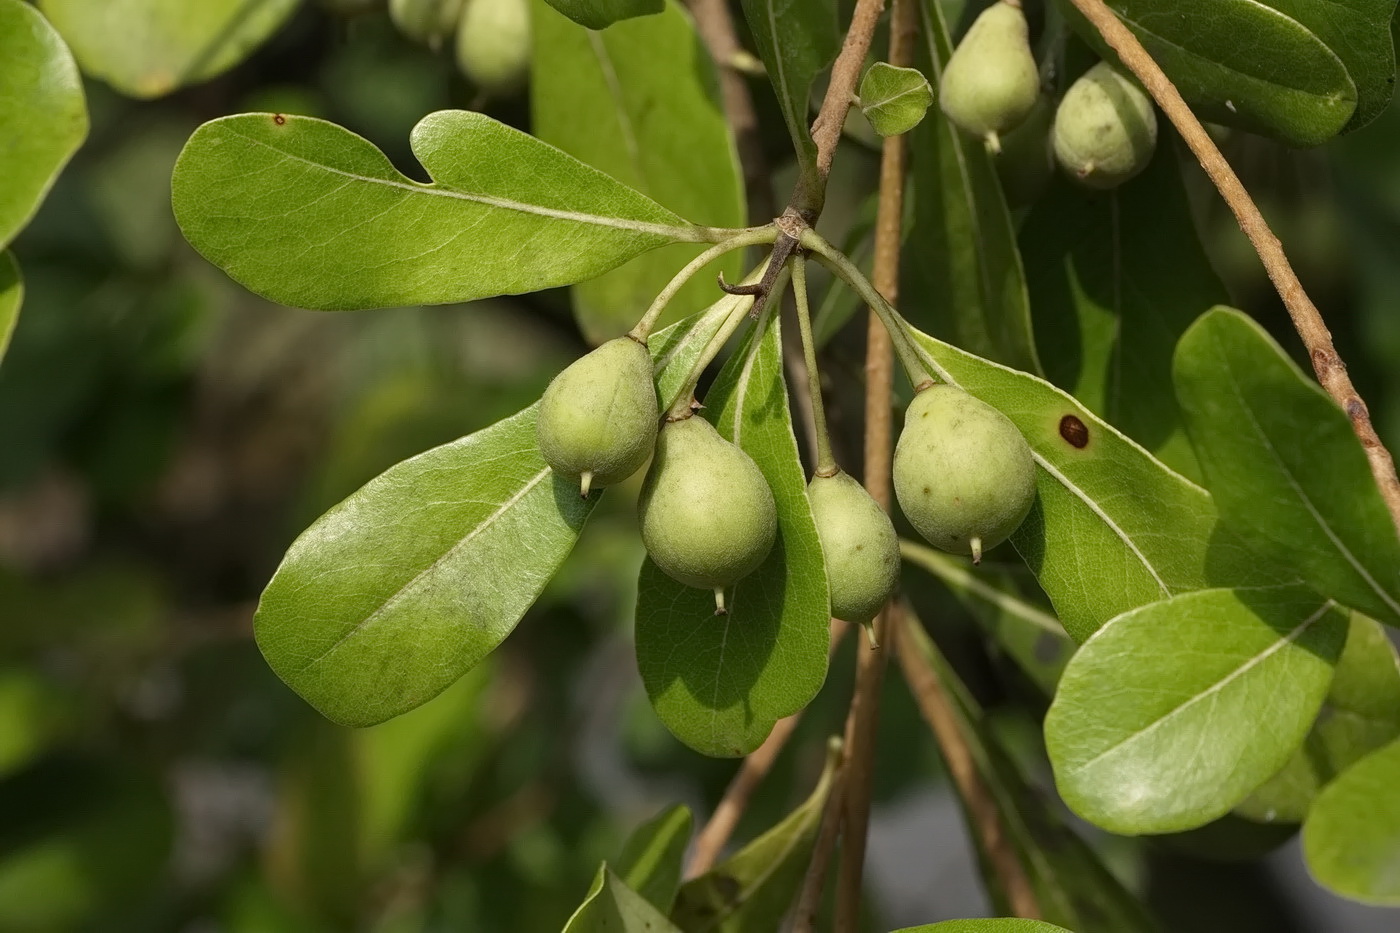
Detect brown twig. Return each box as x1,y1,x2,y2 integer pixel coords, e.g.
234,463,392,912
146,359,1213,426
1066,0,1400,533
893,607,1042,918
686,620,850,878
795,0,889,218
790,752,850,933
833,0,917,928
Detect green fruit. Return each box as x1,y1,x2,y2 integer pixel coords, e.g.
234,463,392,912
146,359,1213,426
807,471,899,624
1052,61,1158,190
994,92,1054,209
456,0,530,96
537,336,659,497
638,415,777,611
938,0,1040,153
389,0,465,48
893,384,1036,563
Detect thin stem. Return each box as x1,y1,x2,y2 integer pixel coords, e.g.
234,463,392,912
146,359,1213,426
630,227,778,340
790,754,849,933
801,231,930,387
796,0,890,218
792,258,837,476
1066,0,1400,533
835,1,918,927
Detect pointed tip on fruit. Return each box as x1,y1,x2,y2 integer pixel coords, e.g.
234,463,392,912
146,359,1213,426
579,471,594,499
861,618,880,648
713,588,728,615
984,131,1002,155
971,537,983,564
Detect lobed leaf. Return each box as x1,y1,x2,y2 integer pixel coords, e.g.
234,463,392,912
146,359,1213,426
906,0,1039,374
532,0,745,342
0,0,87,248
38,0,298,99
859,62,934,137
1302,736,1400,905
172,111,708,311
1057,0,1357,146
1045,586,1347,835
1174,308,1400,627
636,311,830,756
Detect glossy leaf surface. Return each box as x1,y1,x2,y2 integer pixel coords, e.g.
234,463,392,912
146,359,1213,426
636,313,830,756
907,325,1287,642
533,0,745,341
1024,139,1228,480
544,0,664,29
859,62,934,136
0,0,87,248
1175,308,1400,627
1046,586,1346,834
38,0,298,98
906,0,1038,374
1057,0,1357,146
1303,736,1400,905
565,865,684,933
172,111,705,311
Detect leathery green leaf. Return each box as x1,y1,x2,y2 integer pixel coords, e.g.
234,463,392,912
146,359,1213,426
172,110,710,311
859,62,934,136
636,310,830,757
906,325,1290,642
0,0,87,248
1303,736,1400,905
1045,586,1347,835
565,864,684,933
38,0,298,98
544,0,664,30
1175,308,1400,627
0,252,20,365
532,0,745,342
671,738,840,930
616,805,693,914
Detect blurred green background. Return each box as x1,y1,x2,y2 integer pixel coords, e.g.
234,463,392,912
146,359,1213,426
2,3,1399,931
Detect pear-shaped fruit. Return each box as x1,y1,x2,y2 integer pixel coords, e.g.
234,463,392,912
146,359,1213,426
638,415,777,611
537,336,658,497
939,0,1040,153
456,0,530,96
893,384,1036,562
1053,61,1158,190
390,0,465,48
808,471,900,624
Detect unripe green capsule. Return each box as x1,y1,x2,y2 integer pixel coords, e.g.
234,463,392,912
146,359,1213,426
893,384,1036,563
456,0,530,96
1052,62,1158,190
639,415,777,613
537,336,659,497
939,0,1040,153
807,471,900,625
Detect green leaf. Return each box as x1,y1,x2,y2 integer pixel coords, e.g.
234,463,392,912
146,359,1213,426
859,62,934,136
1239,611,1400,823
255,405,597,727
1302,736,1400,905
172,110,709,311
0,252,20,365
906,0,1039,374
1254,0,1397,131
899,612,1161,933
900,539,1074,696
565,864,685,933
1045,586,1347,835
906,325,1288,642
1023,138,1228,481
1057,0,1357,146
544,0,664,30
38,0,298,98
532,0,745,342
0,0,87,248
1174,308,1400,627
616,805,693,914
892,921,1076,932
636,312,830,756
739,0,839,188
671,738,840,931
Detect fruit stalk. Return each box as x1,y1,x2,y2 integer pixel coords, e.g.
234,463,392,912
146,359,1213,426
791,258,837,477
629,226,779,341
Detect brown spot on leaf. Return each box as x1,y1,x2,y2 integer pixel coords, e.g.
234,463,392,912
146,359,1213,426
272,113,286,125
1059,414,1089,449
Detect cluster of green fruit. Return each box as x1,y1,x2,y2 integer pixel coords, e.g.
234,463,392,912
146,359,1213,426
319,0,530,96
536,330,1036,622
940,0,1158,192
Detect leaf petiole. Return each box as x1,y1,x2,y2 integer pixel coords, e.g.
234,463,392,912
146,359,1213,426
792,258,837,476
630,225,780,340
